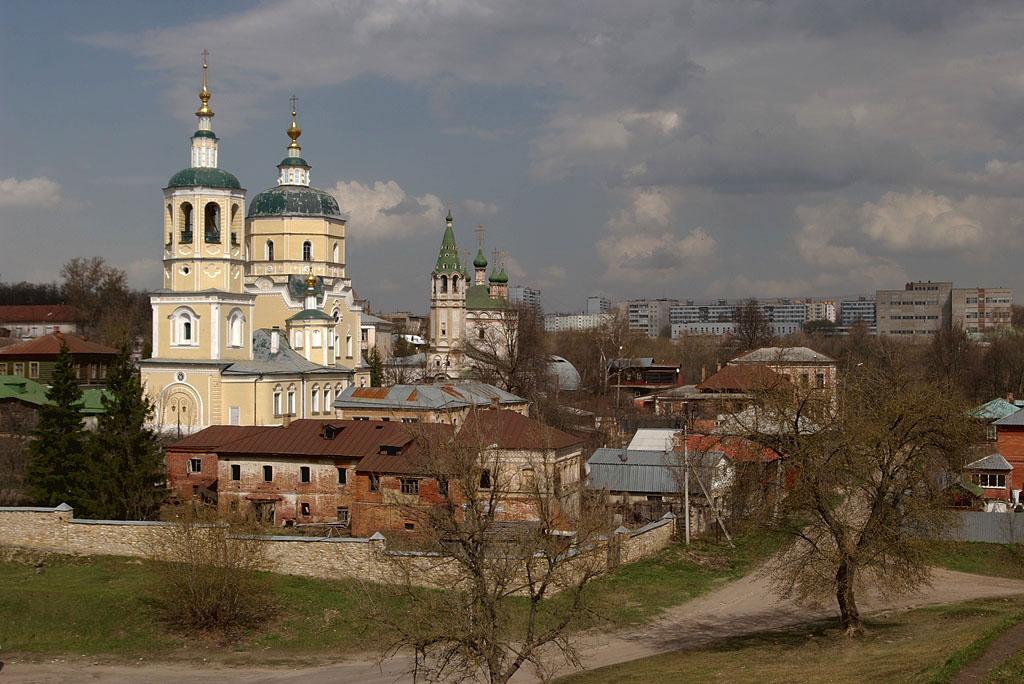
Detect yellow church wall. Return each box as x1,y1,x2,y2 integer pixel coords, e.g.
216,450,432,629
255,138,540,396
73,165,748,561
163,188,247,291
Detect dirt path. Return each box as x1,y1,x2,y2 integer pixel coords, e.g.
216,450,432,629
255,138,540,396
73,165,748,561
4,568,1024,684
950,619,1024,684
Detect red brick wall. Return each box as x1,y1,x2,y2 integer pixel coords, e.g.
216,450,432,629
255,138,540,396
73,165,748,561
165,449,218,499
995,427,1024,494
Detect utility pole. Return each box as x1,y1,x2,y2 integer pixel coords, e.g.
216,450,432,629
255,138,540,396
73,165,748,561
683,424,690,545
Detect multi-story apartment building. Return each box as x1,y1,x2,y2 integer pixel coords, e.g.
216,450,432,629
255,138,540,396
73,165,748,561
587,296,612,315
802,299,837,323
620,299,679,337
876,282,952,337
839,297,876,327
952,288,1013,334
668,299,806,338
542,312,612,332
507,285,542,312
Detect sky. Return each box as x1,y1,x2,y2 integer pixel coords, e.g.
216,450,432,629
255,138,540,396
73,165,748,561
3,1,1024,314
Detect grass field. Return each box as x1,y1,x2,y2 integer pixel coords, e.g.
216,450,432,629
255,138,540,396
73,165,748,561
930,542,1024,581
984,646,1024,683
0,530,781,660
555,598,1024,684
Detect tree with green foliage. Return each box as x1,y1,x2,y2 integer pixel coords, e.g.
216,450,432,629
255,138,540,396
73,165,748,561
89,344,165,520
26,341,89,507
367,346,384,387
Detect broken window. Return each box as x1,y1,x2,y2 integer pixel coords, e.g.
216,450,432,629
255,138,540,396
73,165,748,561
300,466,311,483
337,507,349,525
263,465,273,482
300,502,310,517
337,467,347,485
400,478,419,495
231,464,240,481
369,474,380,492
480,469,492,490
187,458,202,474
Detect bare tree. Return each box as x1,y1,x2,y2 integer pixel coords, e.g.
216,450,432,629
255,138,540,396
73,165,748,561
729,361,977,636
460,303,548,399
730,298,775,353
149,504,273,637
363,421,608,683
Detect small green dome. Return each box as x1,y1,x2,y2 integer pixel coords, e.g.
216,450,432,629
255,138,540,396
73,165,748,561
278,157,310,168
167,167,242,190
248,185,342,219
192,130,217,139
473,249,487,268
496,268,508,284
489,268,500,284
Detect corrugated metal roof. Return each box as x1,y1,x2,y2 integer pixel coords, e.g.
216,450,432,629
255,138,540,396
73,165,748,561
697,364,789,392
993,410,1024,426
970,398,1021,421
223,329,341,376
730,346,836,365
967,452,1013,471
586,448,718,494
333,382,526,411
168,425,275,452
0,305,79,324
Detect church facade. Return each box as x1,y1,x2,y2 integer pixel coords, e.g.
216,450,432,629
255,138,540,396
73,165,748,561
425,211,514,382
141,58,369,434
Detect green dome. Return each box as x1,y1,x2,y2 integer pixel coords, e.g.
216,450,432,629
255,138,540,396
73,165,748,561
167,167,241,190
496,268,508,284
278,157,310,167
192,130,217,139
248,185,342,219
473,249,487,268
489,268,500,284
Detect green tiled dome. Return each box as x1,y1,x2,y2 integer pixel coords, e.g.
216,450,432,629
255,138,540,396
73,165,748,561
248,185,342,219
167,167,241,189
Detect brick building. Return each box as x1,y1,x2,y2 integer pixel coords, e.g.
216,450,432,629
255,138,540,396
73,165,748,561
986,411,1024,507
0,305,79,341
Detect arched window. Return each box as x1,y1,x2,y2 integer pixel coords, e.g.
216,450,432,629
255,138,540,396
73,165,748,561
323,384,332,410
170,307,199,346
180,202,193,241
312,329,322,348
266,240,275,261
440,275,448,293
303,241,312,261
294,329,304,348
452,275,459,293
333,242,339,263
311,384,320,413
230,204,240,244
228,309,244,348
286,384,297,415
346,333,353,358
273,384,283,416
204,202,220,243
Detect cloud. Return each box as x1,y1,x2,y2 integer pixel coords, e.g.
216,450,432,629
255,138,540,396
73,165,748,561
859,190,985,252
461,199,500,216
0,176,63,208
596,188,717,285
329,180,444,241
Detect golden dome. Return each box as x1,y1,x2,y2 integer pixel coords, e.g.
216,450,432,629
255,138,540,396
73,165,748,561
195,51,215,118
287,99,302,151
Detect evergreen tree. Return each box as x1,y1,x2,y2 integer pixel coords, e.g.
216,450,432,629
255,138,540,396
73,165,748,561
26,341,88,507
90,344,165,520
367,346,384,387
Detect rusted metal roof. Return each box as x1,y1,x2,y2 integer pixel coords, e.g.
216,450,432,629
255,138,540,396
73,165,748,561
167,425,275,452
0,305,79,324
0,332,118,356
696,364,788,392
458,410,583,450
351,387,391,399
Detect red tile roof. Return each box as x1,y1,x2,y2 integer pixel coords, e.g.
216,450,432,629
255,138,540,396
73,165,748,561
0,305,78,324
696,364,789,392
458,410,583,451
0,332,118,356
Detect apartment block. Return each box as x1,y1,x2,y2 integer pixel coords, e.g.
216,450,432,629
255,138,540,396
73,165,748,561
543,312,612,332
507,285,542,312
587,296,612,315
668,299,806,338
875,282,952,337
620,299,679,337
952,288,1013,334
839,298,876,327
802,300,837,323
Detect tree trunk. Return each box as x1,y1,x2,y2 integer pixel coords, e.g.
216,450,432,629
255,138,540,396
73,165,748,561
835,560,863,636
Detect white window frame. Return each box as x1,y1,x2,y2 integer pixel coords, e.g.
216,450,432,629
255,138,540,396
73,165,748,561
170,307,200,347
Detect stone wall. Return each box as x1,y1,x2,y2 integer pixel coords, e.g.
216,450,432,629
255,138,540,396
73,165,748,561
0,505,677,587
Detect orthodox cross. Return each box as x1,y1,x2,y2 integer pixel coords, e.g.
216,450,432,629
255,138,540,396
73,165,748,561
290,94,299,113
491,248,500,265
475,224,486,251
202,49,209,67
499,248,508,269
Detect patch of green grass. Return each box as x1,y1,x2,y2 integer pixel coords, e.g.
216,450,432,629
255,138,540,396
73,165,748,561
928,609,1024,684
581,528,786,626
555,597,1024,684
930,542,1024,580
984,645,1024,683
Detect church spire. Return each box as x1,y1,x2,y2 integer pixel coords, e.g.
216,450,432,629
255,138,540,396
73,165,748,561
190,50,219,169
278,95,311,187
434,209,462,273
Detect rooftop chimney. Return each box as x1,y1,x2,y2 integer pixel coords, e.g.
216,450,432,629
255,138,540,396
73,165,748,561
490,396,499,410
271,327,280,354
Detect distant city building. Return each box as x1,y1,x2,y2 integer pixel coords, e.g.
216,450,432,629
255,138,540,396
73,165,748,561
507,285,542,312
875,282,952,337
668,299,806,338
839,297,876,327
952,287,1013,334
543,312,611,332
587,296,612,315
621,299,680,337
802,299,837,323
875,281,1012,338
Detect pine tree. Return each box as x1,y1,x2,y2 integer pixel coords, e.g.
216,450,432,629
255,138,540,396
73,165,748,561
26,340,88,507
90,344,165,520
367,346,384,387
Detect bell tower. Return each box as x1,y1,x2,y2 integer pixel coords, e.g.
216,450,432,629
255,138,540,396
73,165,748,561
427,209,467,380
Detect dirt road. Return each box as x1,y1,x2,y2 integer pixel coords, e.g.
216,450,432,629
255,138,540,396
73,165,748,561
5,567,1024,684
